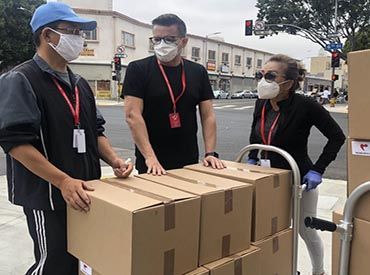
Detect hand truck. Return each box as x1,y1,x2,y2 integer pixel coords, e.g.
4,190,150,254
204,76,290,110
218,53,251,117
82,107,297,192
305,181,370,275
235,144,306,275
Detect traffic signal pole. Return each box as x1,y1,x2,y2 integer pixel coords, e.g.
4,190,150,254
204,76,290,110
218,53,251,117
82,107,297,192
331,0,338,97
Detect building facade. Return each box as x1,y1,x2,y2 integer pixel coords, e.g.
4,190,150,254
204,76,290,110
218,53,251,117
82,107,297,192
309,56,348,91
59,0,274,98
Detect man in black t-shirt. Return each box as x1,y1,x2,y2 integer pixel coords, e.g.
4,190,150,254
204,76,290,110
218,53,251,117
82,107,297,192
123,14,225,174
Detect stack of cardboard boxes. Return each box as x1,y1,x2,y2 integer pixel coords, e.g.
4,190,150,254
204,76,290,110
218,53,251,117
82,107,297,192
332,49,370,275
69,160,293,275
186,161,293,275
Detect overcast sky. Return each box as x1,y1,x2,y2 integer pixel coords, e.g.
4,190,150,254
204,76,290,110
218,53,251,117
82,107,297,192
113,0,324,62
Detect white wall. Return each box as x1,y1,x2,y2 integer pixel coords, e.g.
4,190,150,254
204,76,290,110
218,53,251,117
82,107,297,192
59,0,113,10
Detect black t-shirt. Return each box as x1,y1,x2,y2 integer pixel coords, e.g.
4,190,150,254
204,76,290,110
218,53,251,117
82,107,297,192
122,55,214,173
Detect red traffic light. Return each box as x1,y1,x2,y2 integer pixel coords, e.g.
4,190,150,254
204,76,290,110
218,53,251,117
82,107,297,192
332,74,339,81
331,51,340,68
245,20,253,36
113,56,121,71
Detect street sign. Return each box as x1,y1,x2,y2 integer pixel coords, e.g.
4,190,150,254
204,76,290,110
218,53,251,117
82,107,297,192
115,53,128,58
254,20,265,31
254,30,274,36
116,45,126,53
327,32,340,39
325,42,343,51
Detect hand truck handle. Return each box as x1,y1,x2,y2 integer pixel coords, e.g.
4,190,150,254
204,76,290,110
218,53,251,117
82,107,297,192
304,217,337,232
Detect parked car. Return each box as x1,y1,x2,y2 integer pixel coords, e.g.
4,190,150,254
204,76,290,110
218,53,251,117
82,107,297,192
231,90,246,99
244,90,258,99
231,90,257,99
213,90,230,99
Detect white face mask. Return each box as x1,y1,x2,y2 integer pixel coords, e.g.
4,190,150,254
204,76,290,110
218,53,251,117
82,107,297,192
48,29,84,62
154,40,180,63
257,78,289,99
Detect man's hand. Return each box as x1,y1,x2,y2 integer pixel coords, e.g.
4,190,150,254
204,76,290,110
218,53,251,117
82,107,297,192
58,177,94,213
203,156,225,169
111,158,134,178
146,156,166,176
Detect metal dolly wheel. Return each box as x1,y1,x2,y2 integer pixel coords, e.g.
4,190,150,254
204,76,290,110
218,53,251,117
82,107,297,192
305,181,370,275
235,144,305,275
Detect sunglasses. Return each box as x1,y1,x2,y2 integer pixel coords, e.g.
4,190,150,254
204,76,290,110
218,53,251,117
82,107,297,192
53,28,86,37
255,71,285,83
150,36,182,45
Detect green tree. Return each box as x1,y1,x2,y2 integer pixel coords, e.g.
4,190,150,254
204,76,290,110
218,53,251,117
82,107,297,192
0,0,45,73
343,26,370,54
256,0,370,56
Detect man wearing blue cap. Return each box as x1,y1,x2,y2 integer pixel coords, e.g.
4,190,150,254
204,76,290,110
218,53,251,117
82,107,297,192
0,2,133,274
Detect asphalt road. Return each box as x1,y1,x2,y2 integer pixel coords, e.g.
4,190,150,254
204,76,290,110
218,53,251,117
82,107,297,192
0,99,348,180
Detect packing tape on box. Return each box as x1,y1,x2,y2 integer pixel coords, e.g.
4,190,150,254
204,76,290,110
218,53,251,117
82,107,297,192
164,249,175,275
272,236,280,254
234,257,243,275
102,178,173,203
222,234,231,257
167,173,218,188
167,173,234,214
271,216,278,235
102,178,176,231
226,167,280,188
224,189,233,214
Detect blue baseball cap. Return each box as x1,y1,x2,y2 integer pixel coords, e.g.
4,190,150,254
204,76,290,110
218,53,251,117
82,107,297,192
30,2,97,33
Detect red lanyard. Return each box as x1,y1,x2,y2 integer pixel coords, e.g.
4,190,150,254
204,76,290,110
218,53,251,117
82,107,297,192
157,59,186,113
260,101,280,145
52,78,80,127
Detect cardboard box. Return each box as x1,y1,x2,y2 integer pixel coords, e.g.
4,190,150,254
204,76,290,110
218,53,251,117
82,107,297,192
347,138,370,221
332,211,370,275
185,161,292,241
138,169,253,265
79,261,101,275
68,177,201,275
252,229,292,275
203,246,261,275
348,50,370,139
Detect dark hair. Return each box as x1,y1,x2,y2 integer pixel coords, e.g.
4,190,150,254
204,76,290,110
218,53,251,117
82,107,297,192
152,14,187,37
32,20,62,47
267,54,306,94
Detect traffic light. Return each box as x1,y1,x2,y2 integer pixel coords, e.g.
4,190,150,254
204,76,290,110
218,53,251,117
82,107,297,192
245,20,253,36
331,51,340,68
114,56,121,71
332,74,339,81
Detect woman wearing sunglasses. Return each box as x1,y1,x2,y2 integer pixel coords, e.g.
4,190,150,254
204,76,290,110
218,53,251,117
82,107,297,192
248,54,345,275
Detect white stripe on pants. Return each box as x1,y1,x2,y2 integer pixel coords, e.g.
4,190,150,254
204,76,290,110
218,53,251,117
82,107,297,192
31,210,47,275
299,188,325,274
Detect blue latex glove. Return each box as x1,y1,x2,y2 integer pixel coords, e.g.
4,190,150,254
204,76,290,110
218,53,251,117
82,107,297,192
303,170,322,191
247,158,258,165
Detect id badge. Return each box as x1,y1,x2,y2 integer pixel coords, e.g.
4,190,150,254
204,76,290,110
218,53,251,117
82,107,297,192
77,129,86,153
169,112,181,128
73,129,79,148
260,159,271,168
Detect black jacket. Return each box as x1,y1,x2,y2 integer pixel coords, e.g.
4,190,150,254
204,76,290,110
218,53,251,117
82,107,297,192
249,94,345,179
0,55,105,210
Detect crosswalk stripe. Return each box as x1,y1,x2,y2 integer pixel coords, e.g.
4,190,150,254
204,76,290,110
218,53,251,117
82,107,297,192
214,105,237,109
234,106,254,110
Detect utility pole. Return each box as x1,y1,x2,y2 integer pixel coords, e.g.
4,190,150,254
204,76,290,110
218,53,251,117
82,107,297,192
204,32,221,68
331,0,338,97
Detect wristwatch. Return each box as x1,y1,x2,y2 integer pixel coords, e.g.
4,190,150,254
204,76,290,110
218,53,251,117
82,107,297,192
205,152,219,158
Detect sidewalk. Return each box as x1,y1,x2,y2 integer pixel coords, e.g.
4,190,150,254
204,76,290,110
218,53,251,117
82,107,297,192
0,171,346,274
96,98,349,114
324,104,348,114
